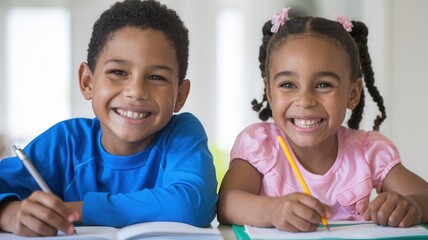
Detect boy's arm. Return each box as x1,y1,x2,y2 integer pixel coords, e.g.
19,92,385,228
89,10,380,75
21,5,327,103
0,198,19,232
82,136,218,228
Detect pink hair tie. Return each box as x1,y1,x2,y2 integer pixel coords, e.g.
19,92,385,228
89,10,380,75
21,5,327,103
335,14,353,32
271,7,291,33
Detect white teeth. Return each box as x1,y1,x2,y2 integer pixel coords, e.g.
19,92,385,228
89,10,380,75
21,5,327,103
293,119,322,128
117,109,146,120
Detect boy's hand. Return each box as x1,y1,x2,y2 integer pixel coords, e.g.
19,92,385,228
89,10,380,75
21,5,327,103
270,192,331,232
1,191,79,237
364,192,422,227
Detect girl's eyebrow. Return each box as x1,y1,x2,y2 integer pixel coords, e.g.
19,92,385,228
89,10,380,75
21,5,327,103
315,71,341,82
273,71,295,81
273,71,341,81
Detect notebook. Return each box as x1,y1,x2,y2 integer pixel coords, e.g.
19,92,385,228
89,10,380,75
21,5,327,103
233,221,428,240
0,221,224,240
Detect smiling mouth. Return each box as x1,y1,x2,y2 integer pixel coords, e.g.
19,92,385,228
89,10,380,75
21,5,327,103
115,108,151,120
291,118,324,128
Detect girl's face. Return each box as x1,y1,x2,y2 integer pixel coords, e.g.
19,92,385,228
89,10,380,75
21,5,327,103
79,27,189,155
266,34,361,150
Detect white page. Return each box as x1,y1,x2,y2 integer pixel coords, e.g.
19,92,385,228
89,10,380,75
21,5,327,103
0,226,116,240
116,221,222,240
0,222,223,240
245,222,428,239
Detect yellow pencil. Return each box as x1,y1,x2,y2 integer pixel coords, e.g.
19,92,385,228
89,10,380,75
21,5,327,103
277,135,330,231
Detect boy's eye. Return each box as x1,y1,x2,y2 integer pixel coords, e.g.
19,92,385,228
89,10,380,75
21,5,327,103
148,75,166,81
110,70,127,76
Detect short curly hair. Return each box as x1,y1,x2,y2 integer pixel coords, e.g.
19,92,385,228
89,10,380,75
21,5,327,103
87,0,189,82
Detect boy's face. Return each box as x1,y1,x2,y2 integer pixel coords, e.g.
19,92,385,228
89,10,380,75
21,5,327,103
79,27,189,155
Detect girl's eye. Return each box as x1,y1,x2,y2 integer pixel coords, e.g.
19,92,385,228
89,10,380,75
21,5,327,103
279,82,295,89
316,82,333,88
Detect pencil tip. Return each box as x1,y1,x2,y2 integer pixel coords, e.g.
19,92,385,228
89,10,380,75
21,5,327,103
326,225,331,231
12,145,17,151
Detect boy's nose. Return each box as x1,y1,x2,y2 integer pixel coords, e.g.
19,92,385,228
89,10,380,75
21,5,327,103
124,79,149,100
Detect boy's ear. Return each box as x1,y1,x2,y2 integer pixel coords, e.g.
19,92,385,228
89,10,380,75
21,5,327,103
79,62,94,100
347,78,363,109
174,79,191,112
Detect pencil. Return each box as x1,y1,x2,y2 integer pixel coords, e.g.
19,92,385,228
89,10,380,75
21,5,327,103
277,136,330,231
12,145,76,234
12,145,52,193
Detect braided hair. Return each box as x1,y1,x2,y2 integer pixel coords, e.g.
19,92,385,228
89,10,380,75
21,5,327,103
252,16,386,131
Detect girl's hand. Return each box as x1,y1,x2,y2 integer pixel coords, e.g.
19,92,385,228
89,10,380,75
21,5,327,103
364,192,423,227
270,192,332,232
2,191,79,237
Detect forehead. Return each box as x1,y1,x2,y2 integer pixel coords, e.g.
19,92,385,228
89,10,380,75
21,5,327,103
270,34,351,78
98,27,178,71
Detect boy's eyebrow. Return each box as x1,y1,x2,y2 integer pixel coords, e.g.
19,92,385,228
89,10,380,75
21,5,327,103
103,59,174,72
273,71,341,81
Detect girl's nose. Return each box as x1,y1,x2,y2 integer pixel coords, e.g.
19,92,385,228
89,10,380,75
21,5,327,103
294,90,316,108
123,78,149,100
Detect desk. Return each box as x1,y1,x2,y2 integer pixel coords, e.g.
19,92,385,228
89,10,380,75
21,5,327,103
211,218,236,240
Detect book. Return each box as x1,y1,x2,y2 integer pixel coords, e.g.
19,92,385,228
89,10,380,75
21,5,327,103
233,221,428,240
0,221,224,240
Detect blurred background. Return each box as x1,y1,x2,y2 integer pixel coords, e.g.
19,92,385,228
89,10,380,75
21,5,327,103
0,0,427,184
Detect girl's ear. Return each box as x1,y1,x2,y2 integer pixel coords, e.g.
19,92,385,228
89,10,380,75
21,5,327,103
174,79,191,112
264,77,272,106
347,78,363,110
79,62,94,100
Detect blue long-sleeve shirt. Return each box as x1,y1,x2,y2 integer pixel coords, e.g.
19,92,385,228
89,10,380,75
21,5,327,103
0,113,218,227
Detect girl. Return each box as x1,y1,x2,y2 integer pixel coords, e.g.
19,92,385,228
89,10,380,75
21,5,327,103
217,7,428,232
0,0,217,237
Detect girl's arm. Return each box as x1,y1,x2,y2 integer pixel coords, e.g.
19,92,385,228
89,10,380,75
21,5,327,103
365,163,428,225
217,159,329,232
217,159,270,226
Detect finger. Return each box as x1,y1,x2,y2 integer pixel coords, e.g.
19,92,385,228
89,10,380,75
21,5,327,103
376,200,396,226
322,204,333,219
363,209,371,221
367,194,387,225
296,194,328,222
387,203,407,227
13,219,46,237
284,202,322,231
31,191,78,222
287,211,319,232
25,192,76,234
398,203,421,227
19,209,58,236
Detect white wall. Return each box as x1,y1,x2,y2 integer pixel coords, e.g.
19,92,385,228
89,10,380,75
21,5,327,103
389,0,428,180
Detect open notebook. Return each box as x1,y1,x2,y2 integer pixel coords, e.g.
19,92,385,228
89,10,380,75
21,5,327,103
234,221,428,240
0,221,224,240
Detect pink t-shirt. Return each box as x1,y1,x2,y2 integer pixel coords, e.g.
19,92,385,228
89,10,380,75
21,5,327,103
230,122,401,221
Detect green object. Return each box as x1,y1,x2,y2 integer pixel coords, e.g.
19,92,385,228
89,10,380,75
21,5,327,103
232,224,428,240
232,225,251,240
